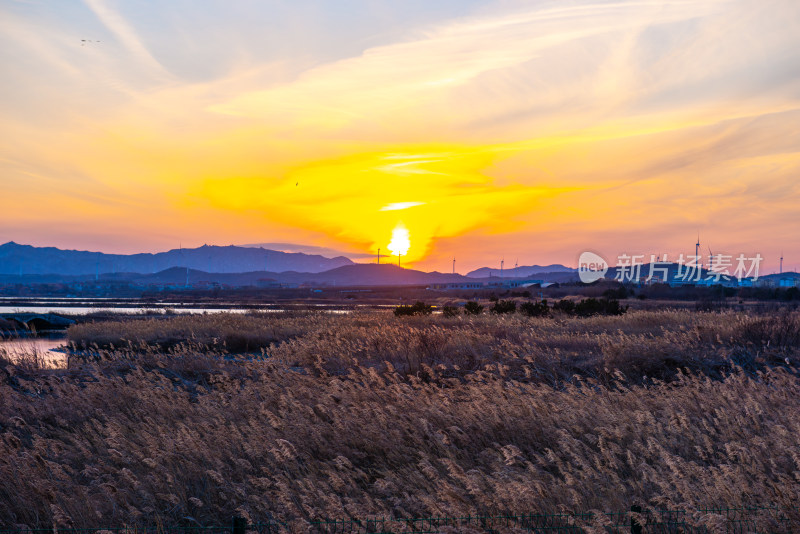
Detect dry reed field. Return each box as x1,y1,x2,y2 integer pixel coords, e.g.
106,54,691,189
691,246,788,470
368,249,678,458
1,309,799,530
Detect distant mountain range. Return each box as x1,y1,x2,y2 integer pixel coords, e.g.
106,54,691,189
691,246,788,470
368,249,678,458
0,264,483,288
11,241,791,290
466,264,575,278
0,242,353,276
0,242,583,288
242,242,375,260
127,264,470,287
0,267,579,289
1,242,792,291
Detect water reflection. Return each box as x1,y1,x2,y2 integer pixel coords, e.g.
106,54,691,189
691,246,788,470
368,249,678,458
0,306,254,314
0,338,67,368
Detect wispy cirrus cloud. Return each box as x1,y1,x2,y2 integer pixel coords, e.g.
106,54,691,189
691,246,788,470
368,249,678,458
82,0,172,81
209,0,725,131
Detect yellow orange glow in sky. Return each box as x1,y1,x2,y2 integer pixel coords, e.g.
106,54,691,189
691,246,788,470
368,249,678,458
1,0,799,271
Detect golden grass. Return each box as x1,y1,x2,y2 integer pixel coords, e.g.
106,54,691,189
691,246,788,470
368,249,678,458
1,309,798,529
67,312,324,353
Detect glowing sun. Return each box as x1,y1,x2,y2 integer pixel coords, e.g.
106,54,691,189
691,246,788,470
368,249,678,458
387,224,410,258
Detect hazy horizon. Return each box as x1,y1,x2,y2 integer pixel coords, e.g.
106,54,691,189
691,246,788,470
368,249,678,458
3,239,799,276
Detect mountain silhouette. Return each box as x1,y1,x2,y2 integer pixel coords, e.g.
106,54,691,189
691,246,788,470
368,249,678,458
466,264,575,278
0,242,353,276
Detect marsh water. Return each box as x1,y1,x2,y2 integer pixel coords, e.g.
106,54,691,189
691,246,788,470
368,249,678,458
0,297,375,315
0,298,373,367
0,337,68,367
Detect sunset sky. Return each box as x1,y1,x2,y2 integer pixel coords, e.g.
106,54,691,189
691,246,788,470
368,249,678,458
2,0,799,272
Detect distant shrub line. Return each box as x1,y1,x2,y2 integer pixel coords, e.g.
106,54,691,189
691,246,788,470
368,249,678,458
395,298,628,318
393,301,434,316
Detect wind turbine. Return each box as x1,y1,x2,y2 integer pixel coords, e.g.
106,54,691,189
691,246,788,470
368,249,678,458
780,251,783,274
500,257,504,278
708,246,713,273
452,257,456,275
695,234,701,268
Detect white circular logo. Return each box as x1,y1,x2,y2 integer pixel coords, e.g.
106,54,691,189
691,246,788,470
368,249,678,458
578,251,608,283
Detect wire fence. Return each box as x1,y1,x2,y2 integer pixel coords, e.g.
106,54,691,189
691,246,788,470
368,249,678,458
1,506,796,534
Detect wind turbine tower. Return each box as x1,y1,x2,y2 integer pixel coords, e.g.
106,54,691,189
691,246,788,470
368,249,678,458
500,258,504,278
780,251,783,274
695,235,701,269
452,257,456,275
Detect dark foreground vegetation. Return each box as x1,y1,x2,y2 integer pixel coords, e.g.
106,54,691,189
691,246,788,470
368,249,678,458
1,309,799,529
